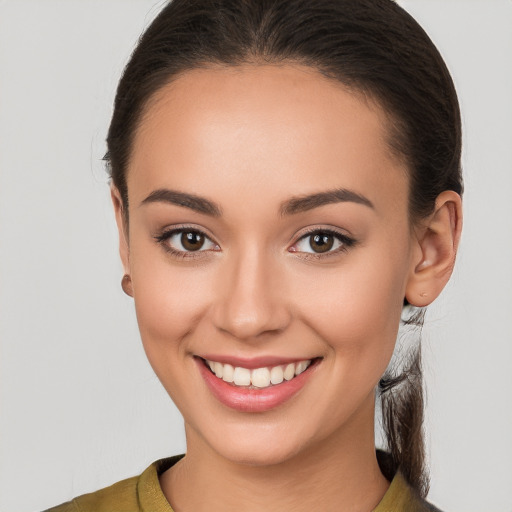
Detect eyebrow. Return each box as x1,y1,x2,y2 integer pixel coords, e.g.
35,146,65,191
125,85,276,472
280,188,374,216
140,187,373,218
140,189,222,217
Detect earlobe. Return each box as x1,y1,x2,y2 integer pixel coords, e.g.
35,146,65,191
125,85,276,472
111,185,131,276
405,190,462,307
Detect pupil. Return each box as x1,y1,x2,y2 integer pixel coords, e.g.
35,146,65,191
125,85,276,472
181,231,204,251
310,233,334,253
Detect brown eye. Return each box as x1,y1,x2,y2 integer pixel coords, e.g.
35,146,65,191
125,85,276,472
292,229,355,256
309,233,334,253
181,231,205,251
156,228,218,255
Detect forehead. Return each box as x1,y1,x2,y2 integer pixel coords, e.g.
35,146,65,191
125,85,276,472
128,64,407,215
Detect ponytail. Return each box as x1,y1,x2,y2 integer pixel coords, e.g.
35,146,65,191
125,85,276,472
378,309,429,497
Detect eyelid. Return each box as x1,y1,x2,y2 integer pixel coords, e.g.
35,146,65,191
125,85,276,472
153,224,356,259
154,224,221,258
154,223,218,242
289,226,357,257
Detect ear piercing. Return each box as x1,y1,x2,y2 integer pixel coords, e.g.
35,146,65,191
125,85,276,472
121,274,133,297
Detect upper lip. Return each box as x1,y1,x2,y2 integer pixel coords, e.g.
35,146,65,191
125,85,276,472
196,354,319,369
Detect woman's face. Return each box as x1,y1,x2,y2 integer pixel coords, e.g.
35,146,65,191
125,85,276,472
118,64,420,465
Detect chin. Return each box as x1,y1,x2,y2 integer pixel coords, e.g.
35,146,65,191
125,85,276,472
216,439,303,467
193,418,315,468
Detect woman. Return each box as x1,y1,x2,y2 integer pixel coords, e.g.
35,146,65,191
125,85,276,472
46,0,462,510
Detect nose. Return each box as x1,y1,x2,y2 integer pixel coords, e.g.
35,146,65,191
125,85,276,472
211,246,291,341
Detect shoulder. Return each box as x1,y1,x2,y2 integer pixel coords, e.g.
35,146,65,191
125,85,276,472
374,451,444,512
43,474,140,512
43,456,183,512
374,471,444,512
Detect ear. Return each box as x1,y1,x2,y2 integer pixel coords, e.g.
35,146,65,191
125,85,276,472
405,190,462,307
111,185,131,277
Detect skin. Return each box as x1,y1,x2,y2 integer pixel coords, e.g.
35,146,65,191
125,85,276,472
112,64,462,512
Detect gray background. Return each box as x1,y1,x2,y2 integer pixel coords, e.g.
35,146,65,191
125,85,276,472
1,1,511,511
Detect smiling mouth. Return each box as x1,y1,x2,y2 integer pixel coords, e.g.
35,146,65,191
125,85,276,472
200,357,320,390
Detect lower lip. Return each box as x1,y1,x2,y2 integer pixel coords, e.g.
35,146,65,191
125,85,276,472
196,358,319,413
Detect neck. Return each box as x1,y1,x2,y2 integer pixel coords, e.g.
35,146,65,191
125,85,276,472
160,399,389,512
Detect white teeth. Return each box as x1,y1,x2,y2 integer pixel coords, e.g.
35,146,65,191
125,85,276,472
213,361,223,378
206,358,313,389
222,364,234,383
251,367,271,388
270,365,284,385
233,366,251,386
283,363,295,381
295,361,308,376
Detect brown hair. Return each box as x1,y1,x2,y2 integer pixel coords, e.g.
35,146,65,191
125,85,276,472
105,0,463,497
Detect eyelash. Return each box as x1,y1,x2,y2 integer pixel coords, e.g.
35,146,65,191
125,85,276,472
290,227,357,259
154,226,357,260
154,226,220,260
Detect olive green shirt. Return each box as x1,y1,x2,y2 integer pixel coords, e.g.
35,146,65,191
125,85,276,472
45,455,442,512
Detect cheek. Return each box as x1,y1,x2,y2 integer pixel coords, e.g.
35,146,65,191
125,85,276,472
295,249,408,374
130,249,212,361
